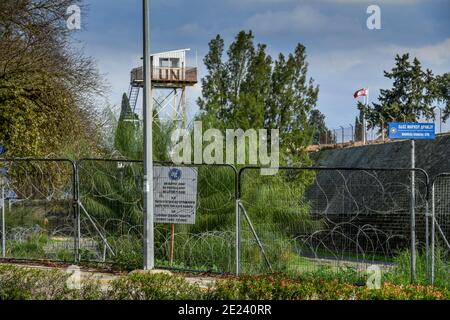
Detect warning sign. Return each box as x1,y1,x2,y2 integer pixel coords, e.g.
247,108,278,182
153,166,197,224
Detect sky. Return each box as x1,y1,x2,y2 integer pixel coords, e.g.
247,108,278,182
75,0,450,130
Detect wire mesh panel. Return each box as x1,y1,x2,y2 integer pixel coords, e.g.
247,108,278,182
77,159,237,272
431,174,450,287
0,159,76,261
238,167,428,280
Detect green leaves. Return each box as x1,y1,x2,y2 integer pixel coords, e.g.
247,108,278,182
364,54,449,129
436,73,450,121
0,0,102,158
197,31,319,165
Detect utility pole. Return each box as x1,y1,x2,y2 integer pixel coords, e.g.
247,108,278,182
143,0,154,270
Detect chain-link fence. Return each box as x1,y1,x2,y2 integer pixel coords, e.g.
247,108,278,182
316,125,385,146
237,167,429,282
317,116,450,148
2,157,448,285
76,159,237,272
431,173,450,287
0,159,76,261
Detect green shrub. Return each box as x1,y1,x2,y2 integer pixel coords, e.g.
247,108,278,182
359,283,450,300
107,272,205,300
0,265,71,300
0,265,105,300
209,275,357,300
210,274,450,300
0,264,449,300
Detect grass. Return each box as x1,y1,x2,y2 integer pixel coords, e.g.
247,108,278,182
4,229,448,291
385,248,449,288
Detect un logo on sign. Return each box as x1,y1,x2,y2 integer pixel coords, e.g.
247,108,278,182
168,168,182,181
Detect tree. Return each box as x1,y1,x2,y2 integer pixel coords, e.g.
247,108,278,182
362,54,446,130
0,0,103,157
436,73,450,121
309,109,332,144
198,31,319,164
354,116,362,142
114,93,140,159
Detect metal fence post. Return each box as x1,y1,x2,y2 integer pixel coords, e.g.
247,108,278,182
431,183,435,285
236,198,240,275
425,195,430,281
1,179,5,258
235,165,241,276
72,161,80,264
410,140,417,283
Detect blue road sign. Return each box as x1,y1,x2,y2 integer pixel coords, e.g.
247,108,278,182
388,122,435,140
0,145,4,155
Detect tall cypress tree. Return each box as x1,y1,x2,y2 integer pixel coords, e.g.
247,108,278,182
309,109,331,144
114,93,140,159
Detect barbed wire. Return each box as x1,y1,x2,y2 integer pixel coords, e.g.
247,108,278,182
239,168,429,275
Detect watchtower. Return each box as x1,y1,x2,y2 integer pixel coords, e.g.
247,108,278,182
128,48,197,127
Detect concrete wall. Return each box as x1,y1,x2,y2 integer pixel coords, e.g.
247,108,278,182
305,134,450,256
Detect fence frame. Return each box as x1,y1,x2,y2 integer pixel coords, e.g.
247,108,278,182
76,158,238,272
0,157,78,262
236,166,430,283
430,173,450,285
0,158,438,284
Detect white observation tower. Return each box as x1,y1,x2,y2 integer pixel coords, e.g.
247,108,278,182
128,48,198,127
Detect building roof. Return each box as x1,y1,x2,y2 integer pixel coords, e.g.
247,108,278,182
151,48,190,57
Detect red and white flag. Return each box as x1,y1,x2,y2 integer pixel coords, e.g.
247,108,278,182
353,88,368,99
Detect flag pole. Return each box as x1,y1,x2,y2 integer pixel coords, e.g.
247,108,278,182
363,89,367,145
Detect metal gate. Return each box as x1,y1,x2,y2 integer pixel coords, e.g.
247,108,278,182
0,158,77,261
76,158,238,273
236,166,430,283
1,158,442,285
431,173,450,287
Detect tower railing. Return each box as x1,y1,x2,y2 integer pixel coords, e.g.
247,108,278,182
131,66,197,86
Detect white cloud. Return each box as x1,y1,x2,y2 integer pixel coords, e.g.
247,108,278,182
384,38,450,65
229,0,430,5
318,0,429,3
310,38,450,78
310,50,365,74
177,23,208,37
245,6,328,34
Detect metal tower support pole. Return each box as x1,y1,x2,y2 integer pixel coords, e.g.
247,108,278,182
143,0,154,270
